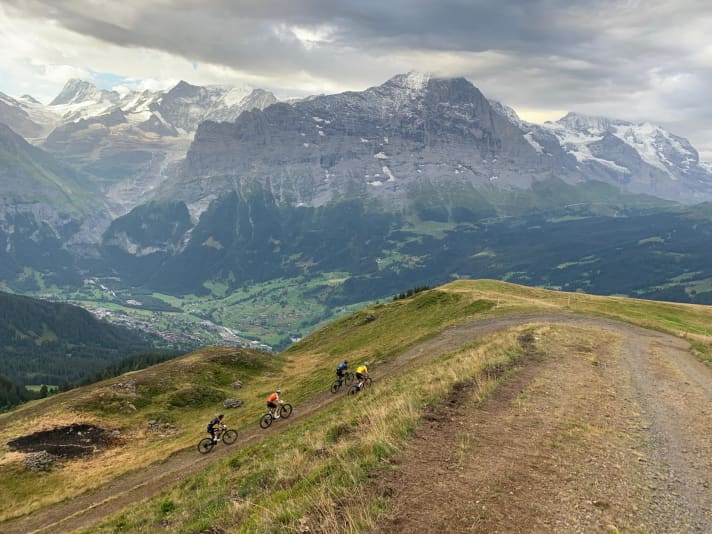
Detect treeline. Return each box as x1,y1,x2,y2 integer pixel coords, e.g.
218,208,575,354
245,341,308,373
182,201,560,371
0,374,36,411
393,285,431,301
0,291,155,384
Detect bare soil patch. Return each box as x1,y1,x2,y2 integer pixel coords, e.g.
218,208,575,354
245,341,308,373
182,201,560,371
8,424,119,459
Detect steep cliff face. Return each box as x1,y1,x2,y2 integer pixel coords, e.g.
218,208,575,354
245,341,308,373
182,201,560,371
169,73,579,217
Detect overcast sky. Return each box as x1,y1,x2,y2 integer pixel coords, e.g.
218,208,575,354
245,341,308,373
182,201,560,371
1,0,711,158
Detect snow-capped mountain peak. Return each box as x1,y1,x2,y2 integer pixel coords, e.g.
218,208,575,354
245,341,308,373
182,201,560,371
544,112,700,178
556,112,613,134
49,79,118,107
382,71,432,97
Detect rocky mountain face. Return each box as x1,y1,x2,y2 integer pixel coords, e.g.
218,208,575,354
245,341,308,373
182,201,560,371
162,73,712,220
167,73,583,218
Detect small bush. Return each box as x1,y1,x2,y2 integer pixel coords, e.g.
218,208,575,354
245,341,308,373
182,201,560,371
160,499,176,516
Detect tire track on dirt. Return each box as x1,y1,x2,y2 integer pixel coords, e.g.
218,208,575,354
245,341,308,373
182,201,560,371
2,313,708,533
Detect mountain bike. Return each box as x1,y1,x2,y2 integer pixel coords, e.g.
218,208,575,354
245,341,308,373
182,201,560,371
330,372,355,393
347,376,373,396
259,403,293,429
197,426,238,454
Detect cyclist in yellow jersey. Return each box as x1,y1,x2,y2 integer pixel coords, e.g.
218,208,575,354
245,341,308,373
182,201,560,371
355,362,369,390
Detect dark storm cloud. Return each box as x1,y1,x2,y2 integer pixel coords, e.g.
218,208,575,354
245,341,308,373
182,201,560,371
0,0,655,77
4,0,712,151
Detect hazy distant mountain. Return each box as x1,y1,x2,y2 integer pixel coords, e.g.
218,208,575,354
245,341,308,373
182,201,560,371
0,92,55,139
490,102,712,203
0,123,110,284
0,79,277,216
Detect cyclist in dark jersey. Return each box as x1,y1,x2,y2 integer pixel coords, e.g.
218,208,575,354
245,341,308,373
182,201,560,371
336,360,349,384
207,414,225,442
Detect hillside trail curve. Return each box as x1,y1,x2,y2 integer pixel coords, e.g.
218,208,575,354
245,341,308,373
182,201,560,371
2,313,710,533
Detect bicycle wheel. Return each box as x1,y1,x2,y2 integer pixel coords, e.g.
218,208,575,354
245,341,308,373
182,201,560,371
198,438,214,454
363,376,373,388
344,372,355,385
222,429,238,444
330,380,342,394
347,385,359,396
259,413,273,429
280,403,293,419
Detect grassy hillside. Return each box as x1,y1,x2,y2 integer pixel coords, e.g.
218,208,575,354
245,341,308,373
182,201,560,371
1,280,711,531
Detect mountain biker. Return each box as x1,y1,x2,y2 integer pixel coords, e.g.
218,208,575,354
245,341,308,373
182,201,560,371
267,389,283,418
355,362,369,389
336,360,349,384
207,414,225,442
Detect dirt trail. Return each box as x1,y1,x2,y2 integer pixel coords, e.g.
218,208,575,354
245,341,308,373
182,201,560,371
2,313,710,533
375,320,712,533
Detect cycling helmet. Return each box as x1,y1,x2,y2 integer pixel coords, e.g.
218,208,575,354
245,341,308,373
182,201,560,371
276,389,282,394
364,361,369,366
344,360,348,365
218,414,224,419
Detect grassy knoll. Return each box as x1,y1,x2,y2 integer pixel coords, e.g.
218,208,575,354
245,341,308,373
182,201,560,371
3,280,712,529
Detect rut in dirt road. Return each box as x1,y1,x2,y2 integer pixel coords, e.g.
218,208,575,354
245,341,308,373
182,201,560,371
2,313,709,533
375,322,712,533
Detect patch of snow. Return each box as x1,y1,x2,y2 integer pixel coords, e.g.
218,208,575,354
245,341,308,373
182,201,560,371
368,180,384,187
187,195,218,220
312,116,324,123
374,152,388,159
303,143,310,147
360,138,369,143
318,130,325,136
612,122,670,173
221,86,253,107
403,71,430,92
524,132,544,154
383,136,389,144
382,166,396,182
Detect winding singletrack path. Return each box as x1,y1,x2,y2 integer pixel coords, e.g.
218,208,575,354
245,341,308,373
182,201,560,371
2,313,711,533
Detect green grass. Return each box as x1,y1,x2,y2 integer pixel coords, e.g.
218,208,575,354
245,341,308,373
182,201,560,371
89,324,527,533
5,279,712,528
